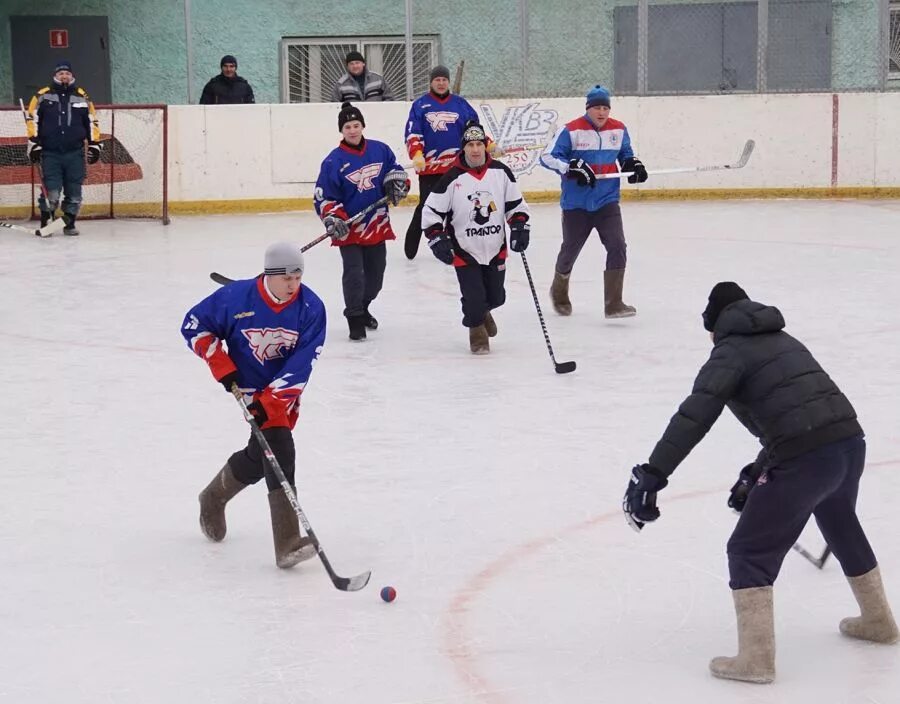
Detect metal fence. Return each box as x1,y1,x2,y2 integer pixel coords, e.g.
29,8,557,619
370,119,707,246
280,0,898,102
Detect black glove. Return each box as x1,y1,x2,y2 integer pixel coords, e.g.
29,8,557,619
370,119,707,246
246,398,269,427
621,157,648,184
508,215,530,253
426,227,455,265
383,170,410,206
87,143,102,165
323,214,350,241
219,371,239,393
567,158,596,187
623,464,669,532
28,142,43,164
728,462,761,513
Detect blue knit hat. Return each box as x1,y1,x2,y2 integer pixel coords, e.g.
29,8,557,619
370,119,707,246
586,85,611,109
53,60,72,74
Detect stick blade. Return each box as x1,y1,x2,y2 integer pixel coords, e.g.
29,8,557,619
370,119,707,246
334,570,372,592
555,361,577,374
39,217,66,237
210,272,234,286
730,139,756,169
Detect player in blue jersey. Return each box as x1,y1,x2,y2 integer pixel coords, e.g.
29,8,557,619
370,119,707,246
181,242,326,569
314,102,409,341
540,85,648,319
402,66,486,260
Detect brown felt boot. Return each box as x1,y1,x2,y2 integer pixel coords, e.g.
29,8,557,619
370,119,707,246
550,270,572,316
484,311,498,337
604,269,636,318
840,566,899,643
469,324,490,355
709,586,776,684
267,489,316,569
198,463,248,542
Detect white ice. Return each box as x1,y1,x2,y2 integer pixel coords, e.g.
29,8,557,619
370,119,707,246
2,200,899,704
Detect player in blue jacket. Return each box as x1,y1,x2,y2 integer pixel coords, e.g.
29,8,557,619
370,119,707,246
314,102,409,341
181,242,326,569
402,65,484,260
540,85,648,319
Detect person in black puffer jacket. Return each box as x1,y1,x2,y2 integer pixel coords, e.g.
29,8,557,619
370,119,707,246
199,55,255,105
623,282,897,684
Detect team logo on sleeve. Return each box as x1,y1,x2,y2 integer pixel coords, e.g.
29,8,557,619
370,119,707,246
467,191,497,225
242,327,300,364
346,163,383,191
425,111,459,131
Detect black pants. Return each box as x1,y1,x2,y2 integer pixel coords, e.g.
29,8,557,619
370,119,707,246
728,434,877,589
404,174,442,259
339,242,387,318
455,250,507,328
228,427,295,492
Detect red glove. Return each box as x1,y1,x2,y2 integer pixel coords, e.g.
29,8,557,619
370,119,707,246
248,390,291,429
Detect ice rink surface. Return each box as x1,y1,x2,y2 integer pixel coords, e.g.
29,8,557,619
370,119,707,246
2,199,899,703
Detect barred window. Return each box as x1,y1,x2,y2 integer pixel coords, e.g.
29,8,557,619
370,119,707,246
280,36,440,103
890,3,900,77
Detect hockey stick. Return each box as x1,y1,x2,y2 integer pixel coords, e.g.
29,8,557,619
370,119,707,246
597,139,756,181
792,543,831,569
231,384,371,592
1,218,66,237
209,196,390,286
19,98,60,235
519,252,576,374
452,59,465,94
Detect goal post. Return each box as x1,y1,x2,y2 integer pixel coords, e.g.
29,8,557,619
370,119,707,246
0,103,169,224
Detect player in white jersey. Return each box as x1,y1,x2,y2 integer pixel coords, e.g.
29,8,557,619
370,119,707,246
421,122,530,354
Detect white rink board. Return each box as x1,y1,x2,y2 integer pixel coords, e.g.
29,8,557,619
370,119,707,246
165,92,900,202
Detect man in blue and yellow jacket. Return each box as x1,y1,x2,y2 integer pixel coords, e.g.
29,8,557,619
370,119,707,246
25,60,101,236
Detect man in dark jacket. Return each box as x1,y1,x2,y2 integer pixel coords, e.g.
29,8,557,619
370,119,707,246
26,60,102,236
623,282,897,684
199,55,255,105
330,51,392,102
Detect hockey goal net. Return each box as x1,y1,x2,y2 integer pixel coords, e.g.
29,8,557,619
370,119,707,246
0,103,168,224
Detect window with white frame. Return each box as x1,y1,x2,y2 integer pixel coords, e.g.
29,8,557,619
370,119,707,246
890,2,900,78
280,36,440,103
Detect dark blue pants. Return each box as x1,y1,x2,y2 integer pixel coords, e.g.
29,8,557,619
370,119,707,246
728,435,877,589
556,203,627,274
39,148,85,217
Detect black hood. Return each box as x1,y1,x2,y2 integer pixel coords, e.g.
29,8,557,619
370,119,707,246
713,299,785,341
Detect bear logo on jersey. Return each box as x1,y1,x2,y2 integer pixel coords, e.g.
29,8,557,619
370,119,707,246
467,191,497,225
425,111,459,131
346,163,383,191
242,327,300,364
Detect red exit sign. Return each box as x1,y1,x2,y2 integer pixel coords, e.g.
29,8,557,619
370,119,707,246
49,29,69,49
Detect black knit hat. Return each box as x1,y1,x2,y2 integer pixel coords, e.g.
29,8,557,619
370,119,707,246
345,51,366,65
430,65,450,81
460,120,486,147
702,282,749,332
338,102,365,130
220,55,237,68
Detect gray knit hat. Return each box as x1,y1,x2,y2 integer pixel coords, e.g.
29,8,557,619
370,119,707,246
264,242,305,276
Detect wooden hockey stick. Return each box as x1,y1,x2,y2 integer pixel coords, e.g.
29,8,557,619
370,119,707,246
597,139,756,181
1,218,65,237
452,59,465,94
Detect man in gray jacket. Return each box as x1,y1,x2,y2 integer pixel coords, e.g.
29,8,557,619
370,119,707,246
331,51,393,102
623,282,897,683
